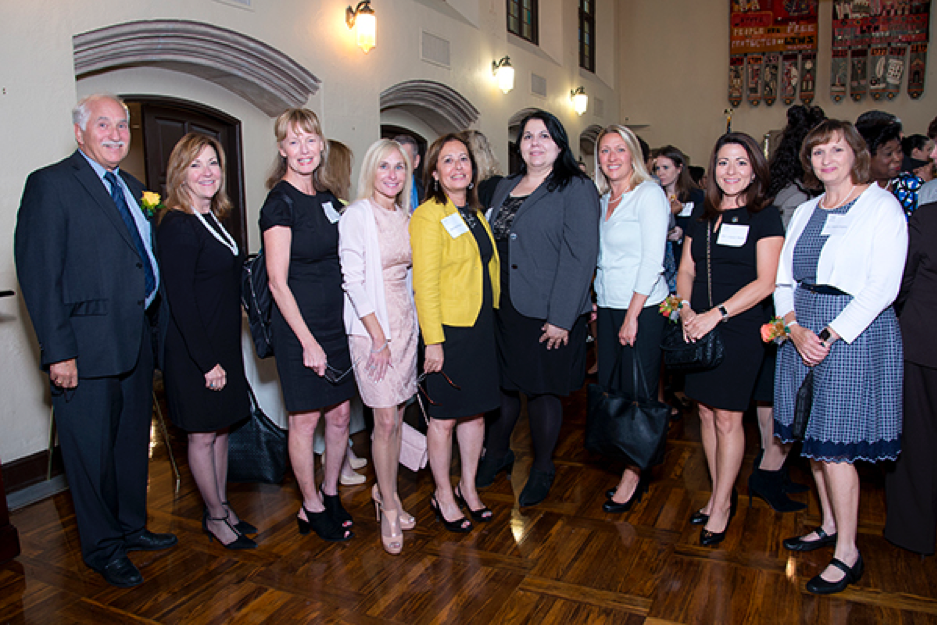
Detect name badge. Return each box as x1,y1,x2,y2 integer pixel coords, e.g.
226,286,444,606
322,201,341,224
821,214,849,237
678,201,695,217
716,223,749,247
441,213,469,238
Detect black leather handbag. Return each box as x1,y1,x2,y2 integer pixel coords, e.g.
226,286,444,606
585,352,670,470
227,384,288,484
661,219,725,372
791,369,814,440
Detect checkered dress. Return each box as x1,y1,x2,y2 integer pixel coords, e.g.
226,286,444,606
774,200,902,463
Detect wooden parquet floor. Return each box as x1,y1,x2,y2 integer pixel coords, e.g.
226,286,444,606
4,382,937,624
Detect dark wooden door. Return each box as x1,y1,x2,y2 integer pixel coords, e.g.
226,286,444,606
128,97,247,250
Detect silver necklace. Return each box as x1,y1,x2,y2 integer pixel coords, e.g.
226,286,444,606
193,209,238,256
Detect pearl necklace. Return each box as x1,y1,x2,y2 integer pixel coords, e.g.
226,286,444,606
820,185,856,210
193,209,239,256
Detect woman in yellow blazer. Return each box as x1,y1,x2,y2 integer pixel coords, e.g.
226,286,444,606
411,133,500,532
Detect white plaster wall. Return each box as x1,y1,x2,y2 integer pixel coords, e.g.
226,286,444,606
620,1,937,168
0,0,618,463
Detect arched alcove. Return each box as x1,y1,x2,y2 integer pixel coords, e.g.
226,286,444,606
379,80,479,135
579,124,603,174
73,20,321,116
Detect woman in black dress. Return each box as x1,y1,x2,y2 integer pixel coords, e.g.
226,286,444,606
478,110,600,507
260,109,355,542
157,133,255,549
411,134,500,532
675,133,784,546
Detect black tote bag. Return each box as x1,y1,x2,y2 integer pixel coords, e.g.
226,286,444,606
227,383,289,484
585,351,670,470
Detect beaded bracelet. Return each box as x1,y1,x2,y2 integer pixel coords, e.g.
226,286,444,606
371,340,389,354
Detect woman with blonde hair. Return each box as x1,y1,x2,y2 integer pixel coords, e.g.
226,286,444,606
339,139,418,554
593,125,670,513
411,133,500,532
459,129,503,208
261,108,355,543
157,132,255,548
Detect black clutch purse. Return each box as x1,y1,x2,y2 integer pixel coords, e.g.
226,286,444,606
791,369,814,440
227,384,289,484
585,352,670,470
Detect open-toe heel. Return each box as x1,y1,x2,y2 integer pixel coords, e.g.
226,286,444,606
322,492,353,528
297,505,354,542
430,494,473,533
374,500,403,555
372,485,416,530
454,484,493,522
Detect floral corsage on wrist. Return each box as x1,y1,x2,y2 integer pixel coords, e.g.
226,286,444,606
140,191,164,218
760,316,791,344
658,295,683,322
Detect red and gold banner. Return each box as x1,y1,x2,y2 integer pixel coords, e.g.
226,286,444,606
730,1,819,106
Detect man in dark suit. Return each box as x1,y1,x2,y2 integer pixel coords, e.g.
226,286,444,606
14,94,177,588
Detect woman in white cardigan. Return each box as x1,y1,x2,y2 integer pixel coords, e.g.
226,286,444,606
592,125,670,513
338,139,418,555
774,120,907,595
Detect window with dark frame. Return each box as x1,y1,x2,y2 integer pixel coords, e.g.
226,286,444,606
579,0,595,72
507,0,538,45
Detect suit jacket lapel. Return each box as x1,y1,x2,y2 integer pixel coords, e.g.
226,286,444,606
69,151,137,252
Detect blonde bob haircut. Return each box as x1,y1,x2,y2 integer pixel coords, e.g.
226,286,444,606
163,132,232,220
594,125,652,195
355,139,413,207
459,129,502,180
800,119,871,189
266,107,330,190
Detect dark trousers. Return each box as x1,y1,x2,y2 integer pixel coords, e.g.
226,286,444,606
52,331,154,571
596,305,664,395
885,361,937,555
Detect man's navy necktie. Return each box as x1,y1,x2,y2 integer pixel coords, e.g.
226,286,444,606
104,171,155,300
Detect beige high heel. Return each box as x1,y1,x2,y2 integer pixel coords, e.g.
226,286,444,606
371,484,415,530
373,498,403,555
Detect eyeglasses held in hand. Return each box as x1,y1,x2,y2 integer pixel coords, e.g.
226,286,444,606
323,356,362,384
416,370,460,406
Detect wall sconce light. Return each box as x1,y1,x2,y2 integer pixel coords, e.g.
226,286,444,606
346,1,376,53
571,86,588,116
492,56,515,94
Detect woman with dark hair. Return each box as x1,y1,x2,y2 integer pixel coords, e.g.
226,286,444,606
477,110,600,507
261,108,355,544
775,119,906,594
411,134,500,531
675,133,785,546
158,133,255,549
901,134,934,182
855,118,903,190
654,145,704,271
768,105,827,227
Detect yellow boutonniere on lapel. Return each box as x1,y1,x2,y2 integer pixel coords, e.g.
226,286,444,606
140,191,164,218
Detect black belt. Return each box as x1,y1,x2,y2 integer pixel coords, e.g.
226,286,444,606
798,282,847,296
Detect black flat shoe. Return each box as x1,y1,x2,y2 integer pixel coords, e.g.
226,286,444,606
297,505,354,541
518,468,556,507
322,492,354,528
101,556,143,588
454,485,493,522
602,479,649,514
430,495,473,533
476,450,515,489
783,527,837,552
125,530,178,552
222,501,258,534
806,555,864,595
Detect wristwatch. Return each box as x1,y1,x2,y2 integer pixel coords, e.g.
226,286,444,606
718,304,730,323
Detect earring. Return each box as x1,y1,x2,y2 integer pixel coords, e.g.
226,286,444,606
468,182,474,190
434,180,439,191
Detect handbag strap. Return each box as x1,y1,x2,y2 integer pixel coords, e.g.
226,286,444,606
608,344,653,399
707,220,714,309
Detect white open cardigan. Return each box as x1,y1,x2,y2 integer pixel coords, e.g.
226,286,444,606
774,183,907,344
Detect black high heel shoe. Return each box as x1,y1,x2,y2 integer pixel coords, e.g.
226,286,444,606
322,492,353,528
806,554,864,595
690,488,736,526
430,495,473,533
202,510,257,550
222,501,257,535
699,489,738,547
454,485,493,522
297,505,354,541
475,450,515,488
603,478,649,514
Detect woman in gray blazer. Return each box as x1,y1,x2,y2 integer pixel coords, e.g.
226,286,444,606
476,110,600,507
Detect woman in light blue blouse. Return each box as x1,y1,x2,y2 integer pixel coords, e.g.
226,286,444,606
593,125,670,513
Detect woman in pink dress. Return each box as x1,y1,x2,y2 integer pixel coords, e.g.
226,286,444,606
339,139,418,555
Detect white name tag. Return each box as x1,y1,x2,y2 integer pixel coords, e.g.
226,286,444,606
322,201,341,224
821,214,849,236
678,201,695,217
716,223,749,247
441,213,469,238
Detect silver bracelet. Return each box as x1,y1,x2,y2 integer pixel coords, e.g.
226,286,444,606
371,340,389,354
